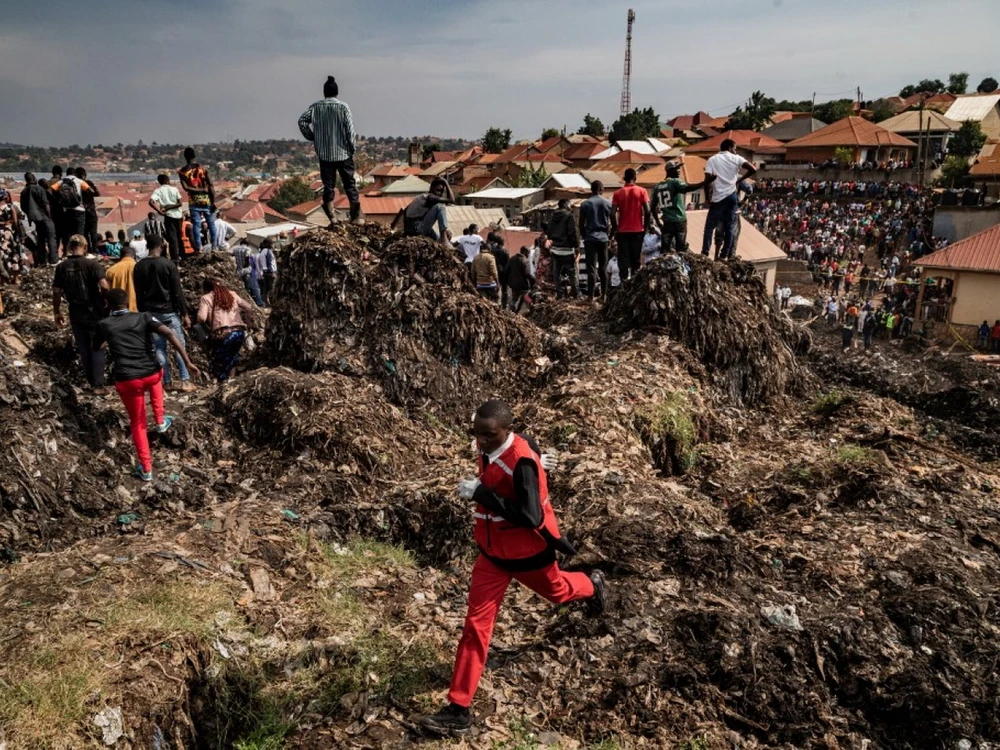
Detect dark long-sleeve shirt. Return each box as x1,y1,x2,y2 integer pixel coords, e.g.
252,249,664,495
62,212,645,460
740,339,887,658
546,208,578,248
20,184,51,223
133,256,187,316
472,433,543,529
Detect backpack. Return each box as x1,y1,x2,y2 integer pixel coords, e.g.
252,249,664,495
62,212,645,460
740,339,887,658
60,178,82,209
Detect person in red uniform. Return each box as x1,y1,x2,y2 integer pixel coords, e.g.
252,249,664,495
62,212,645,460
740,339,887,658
420,400,607,736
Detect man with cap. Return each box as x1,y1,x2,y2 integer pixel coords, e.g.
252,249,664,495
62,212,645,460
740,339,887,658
129,230,148,260
298,76,362,225
651,161,705,253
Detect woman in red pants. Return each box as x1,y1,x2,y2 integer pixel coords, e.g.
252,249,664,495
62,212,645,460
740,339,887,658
420,400,608,736
93,288,200,481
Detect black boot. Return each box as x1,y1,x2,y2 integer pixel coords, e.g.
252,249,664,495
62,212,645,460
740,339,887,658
420,703,472,736
587,570,607,616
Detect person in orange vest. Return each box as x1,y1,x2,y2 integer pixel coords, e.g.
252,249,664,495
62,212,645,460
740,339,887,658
180,213,196,258
420,399,607,736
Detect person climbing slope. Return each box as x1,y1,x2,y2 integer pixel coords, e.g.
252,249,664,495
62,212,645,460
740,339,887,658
93,288,200,481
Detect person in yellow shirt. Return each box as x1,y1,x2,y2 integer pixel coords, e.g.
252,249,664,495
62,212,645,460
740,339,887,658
106,244,137,311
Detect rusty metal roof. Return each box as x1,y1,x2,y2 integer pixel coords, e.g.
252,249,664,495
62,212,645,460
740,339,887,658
918,223,1000,273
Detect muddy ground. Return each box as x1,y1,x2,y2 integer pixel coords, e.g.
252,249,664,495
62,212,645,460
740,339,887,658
0,228,997,750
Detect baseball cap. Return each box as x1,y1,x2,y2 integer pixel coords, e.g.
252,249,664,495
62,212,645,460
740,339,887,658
132,230,141,238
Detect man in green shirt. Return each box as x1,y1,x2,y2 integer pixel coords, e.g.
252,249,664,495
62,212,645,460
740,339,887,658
651,161,704,253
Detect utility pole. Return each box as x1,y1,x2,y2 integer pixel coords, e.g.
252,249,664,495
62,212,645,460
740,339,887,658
917,101,925,185
811,92,816,115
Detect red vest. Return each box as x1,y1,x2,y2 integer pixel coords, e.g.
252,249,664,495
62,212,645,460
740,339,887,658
473,435,561,561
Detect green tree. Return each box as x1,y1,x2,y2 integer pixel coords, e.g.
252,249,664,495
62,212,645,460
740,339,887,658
813,99,854,124
833,147,854,167
949,120,987,157
577,113,606,137
937,155,973,188
609,107,661,142
511,163,549,188
977,76,999,93
866,98,897,123
482,127,513,154
540,128,560,140
725,90,777,131
267,177,316,214
899,78,946,98
422,143,441,162
947,72,969,95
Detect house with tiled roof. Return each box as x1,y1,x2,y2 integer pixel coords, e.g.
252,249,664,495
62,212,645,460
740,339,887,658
970,142,1000,196
667,112,713,131
784,117,917,164
563,141,611,167
285,198,328,226
683,130,787,162
915,221,1000,329
637,155,708,208
223,200,287,224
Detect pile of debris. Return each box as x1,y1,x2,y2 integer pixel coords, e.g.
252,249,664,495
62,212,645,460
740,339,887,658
267,230,547,418
606,255,812,405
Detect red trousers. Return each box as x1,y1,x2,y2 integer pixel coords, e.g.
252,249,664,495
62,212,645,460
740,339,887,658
115,371,165,472
448,554,594,707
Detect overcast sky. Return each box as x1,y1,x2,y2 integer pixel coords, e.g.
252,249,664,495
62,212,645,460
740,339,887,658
2,0,998,147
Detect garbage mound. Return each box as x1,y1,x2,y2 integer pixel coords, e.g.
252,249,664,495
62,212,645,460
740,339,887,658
220,366,418,474
605,255,812,405
266,229,546,417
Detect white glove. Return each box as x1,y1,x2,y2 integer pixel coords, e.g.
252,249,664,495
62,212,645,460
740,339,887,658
540,453,558,472
457,478,481,500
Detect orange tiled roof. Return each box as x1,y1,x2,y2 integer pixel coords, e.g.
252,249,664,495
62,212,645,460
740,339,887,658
684,130,787,155
785,117,917,149
918,222,1000,273
970,143,1000,176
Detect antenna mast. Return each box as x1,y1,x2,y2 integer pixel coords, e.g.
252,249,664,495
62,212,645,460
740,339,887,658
620,9,635,117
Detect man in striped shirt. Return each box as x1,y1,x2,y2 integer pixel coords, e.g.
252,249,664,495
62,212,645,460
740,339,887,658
298,76,362,225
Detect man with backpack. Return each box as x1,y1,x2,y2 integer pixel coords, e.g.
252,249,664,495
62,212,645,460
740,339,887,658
50,168,91,240
75,167,101,250
52,234,110,392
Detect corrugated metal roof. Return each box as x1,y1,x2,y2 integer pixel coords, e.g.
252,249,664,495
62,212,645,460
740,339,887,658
579,170,623,188
684,210,786,264
380,175,433,194
879,110,962,134
465,187,544,200
918,223,1000,273
358,196,412,215
761,117,828,142
445,206,508,229
944,94,1000,123
544,173,592,190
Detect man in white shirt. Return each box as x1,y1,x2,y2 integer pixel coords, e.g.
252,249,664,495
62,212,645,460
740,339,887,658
213,215,237,250
701,138,756,260
129,230,149,260
454,224,483,271
149,174,184,261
